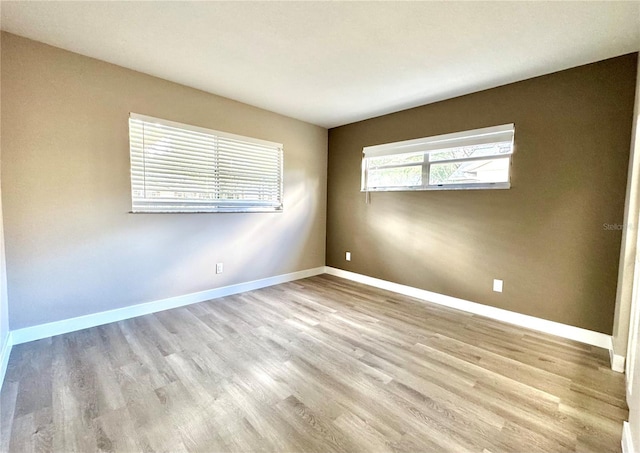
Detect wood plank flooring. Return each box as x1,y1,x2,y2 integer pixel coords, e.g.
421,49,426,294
0,274,628,452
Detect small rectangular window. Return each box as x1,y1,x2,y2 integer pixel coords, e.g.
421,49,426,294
129,113,283,213
361,124,515,192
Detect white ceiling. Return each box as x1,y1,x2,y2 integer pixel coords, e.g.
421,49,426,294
1,1,639,128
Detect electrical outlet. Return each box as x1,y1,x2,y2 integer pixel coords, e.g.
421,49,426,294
216,262,224,274
493,279,503,293
346,251,351,261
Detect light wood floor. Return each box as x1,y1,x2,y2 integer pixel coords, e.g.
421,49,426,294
0,275,628,452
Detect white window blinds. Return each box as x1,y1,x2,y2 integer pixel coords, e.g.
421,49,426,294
129,113,283,213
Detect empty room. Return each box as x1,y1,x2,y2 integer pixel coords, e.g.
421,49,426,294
1,1,640,452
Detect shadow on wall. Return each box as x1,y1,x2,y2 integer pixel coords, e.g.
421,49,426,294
7,169,322,329
361,183,621,329
158,169,322,289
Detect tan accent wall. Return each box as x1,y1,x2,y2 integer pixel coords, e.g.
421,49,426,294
326,54,638,334
1,32,327,330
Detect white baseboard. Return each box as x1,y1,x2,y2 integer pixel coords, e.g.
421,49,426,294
610,349,627,373
325,267,613,351
3,265,619,370
0,331,12,392
10,267,325,345
622,421,634,453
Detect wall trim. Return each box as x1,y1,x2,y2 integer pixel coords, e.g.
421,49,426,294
10,267,325,345
622,421,634,453
325,267,613,352
610,349,627,373
4,265,620,374
0,332,12,392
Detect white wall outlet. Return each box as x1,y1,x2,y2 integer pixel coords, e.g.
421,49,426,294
216,262,223,274
346,251,351,261
493,279,503,293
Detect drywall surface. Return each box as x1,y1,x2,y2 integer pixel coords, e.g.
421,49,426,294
0,32,8,354
0,178,8,349
1,33,327,329
622,41,640,453
327,54,637,334
613,51,640,359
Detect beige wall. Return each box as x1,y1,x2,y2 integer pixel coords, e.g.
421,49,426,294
326,54,638,335
1,32,327,330
0,175,8,352
0,33,8,354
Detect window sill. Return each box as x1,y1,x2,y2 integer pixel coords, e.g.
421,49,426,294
361,182,510,192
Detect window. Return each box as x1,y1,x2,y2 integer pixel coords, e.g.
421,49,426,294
361,124,515,192
129,113,283,213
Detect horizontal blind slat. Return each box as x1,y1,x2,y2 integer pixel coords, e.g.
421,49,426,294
132,127,280,156
132,166,280,181
137,156,280,175
363,123,514,158
130,137,280,167
139,178,280,191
